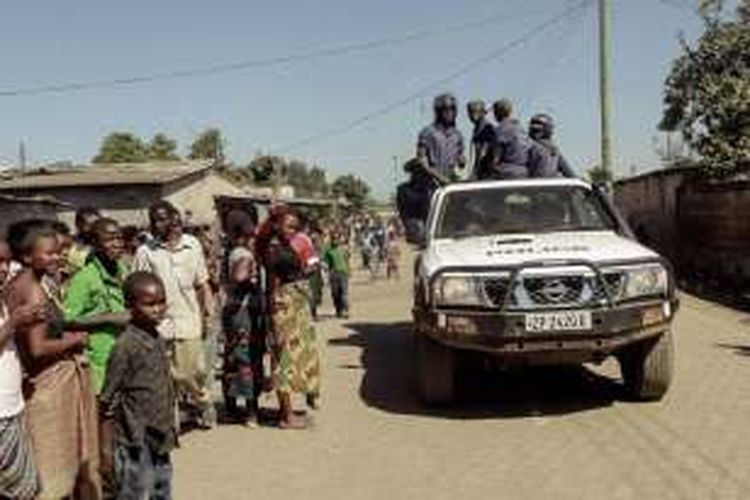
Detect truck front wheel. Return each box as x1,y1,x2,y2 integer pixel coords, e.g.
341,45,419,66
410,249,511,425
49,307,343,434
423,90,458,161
417,334,456,405
618,330,674,401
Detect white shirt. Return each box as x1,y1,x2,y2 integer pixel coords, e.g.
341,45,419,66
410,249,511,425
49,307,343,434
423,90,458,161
0,306,24,418
133,234,209,341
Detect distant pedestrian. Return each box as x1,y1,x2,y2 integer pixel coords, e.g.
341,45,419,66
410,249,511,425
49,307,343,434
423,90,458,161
385,231,401,280
100,272,176,500
308,231,325,321
324,232,350,318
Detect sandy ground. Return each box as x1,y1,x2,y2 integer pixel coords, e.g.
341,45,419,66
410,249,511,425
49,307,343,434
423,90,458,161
174,260,750,500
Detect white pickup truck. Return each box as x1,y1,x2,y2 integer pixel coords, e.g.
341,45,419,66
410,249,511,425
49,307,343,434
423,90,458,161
411,178,678,404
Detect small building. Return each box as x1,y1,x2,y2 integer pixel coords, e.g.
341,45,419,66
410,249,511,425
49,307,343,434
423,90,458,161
0,194,73,237
0,161,248,228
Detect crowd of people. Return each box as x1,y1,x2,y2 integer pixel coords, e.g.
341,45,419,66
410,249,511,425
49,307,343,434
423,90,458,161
0,199,375,499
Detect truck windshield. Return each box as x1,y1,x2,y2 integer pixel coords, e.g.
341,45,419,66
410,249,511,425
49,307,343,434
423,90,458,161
435,185,617,239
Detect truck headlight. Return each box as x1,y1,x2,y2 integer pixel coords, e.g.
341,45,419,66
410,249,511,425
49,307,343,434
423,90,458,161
604,264,669,301
433,274,490,307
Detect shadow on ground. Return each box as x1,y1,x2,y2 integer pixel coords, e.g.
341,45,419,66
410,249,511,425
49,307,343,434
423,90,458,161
330,321,622,420
715,342,750,357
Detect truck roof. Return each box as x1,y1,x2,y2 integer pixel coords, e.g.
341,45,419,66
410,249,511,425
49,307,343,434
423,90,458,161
439,178,592,194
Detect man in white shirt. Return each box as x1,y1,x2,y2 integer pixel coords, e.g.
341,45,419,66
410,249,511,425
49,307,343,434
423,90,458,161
0,240,44,499
134,201,216,429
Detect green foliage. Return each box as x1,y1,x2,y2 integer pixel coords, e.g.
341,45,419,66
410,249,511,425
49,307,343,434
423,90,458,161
661,1,750,177
332,174,371,209
244,155,332,198
307,167,330,198
189,128,225,164
93,132,148,164
586,165,613,184
148,133,180,161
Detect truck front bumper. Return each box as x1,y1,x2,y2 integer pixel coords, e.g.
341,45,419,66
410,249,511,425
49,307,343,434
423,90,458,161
414,300,676,363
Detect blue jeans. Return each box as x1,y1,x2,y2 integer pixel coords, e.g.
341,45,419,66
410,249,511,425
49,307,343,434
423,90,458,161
330,271,350,316
115,445,172,500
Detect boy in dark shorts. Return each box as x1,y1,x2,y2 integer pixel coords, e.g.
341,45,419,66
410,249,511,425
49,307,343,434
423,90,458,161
100,272,176,499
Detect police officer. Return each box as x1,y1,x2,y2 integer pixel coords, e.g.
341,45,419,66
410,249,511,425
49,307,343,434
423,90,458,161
466,99,495,179
397,158,436,244
416,93,466,184
481,98,532,180
528,113,576,178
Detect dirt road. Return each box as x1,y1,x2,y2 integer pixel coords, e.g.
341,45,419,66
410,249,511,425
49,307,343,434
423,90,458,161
174,267,750,500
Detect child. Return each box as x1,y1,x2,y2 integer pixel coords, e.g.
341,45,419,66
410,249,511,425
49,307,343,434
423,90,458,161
323,232,351,318
222,222,266,427
386,231,401,280
100,272,176,499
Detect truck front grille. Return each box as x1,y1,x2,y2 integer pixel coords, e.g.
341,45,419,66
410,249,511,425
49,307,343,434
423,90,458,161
480,271,624,309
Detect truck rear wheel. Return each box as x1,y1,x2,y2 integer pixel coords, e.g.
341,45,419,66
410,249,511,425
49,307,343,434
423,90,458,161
417,334,456,405
618,330,674,401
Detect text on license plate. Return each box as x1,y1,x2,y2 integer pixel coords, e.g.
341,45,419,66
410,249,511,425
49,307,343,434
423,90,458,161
525,311,592,332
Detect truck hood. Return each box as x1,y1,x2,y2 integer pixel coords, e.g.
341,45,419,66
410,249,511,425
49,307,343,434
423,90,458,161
422,231,658,276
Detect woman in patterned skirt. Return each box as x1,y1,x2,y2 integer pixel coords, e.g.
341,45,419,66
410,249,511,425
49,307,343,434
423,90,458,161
257,207,321,429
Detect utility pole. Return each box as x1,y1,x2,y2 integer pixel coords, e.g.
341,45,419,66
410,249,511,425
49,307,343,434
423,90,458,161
392,155,399,205
599,0,614,178
272,157,281,201
18,140,27,170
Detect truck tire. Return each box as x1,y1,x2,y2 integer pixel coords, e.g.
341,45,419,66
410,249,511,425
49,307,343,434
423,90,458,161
417,334,456,405
619,330,674,401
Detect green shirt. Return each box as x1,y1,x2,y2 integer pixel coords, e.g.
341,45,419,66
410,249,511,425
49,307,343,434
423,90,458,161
323,244,350,275
64,257,129,393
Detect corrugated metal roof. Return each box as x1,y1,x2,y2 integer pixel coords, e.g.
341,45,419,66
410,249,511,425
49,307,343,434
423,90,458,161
0,193,74,208
0,161,213,190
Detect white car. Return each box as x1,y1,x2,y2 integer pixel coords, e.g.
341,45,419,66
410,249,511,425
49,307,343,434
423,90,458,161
412,178,678,404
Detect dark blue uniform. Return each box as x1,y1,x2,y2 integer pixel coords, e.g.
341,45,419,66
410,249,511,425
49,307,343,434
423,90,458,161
480,118,532,180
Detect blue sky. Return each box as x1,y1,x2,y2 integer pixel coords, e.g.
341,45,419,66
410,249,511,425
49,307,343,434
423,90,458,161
0,0,701,196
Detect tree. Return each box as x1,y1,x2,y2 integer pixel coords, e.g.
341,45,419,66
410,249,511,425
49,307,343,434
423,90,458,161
189,128,225,164
660,1,750,177
246,155,283,184
286,160,310,194
148,133,180,161
586,165,613,184
307,167,330,198
332,174,371,209
244,155,331,198
93,132,148,164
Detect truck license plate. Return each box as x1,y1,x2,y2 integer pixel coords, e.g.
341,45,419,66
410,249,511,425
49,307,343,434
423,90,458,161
525,311,592,332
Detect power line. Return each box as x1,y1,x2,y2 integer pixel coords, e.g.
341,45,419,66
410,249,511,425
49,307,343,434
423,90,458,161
275,0,595,154
0,8,546,98
659,0,700,15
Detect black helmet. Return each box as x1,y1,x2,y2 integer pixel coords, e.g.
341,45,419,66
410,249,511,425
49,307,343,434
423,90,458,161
467,99,486,113
433,93,457,110
492,98,514,120
530,113,555,140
